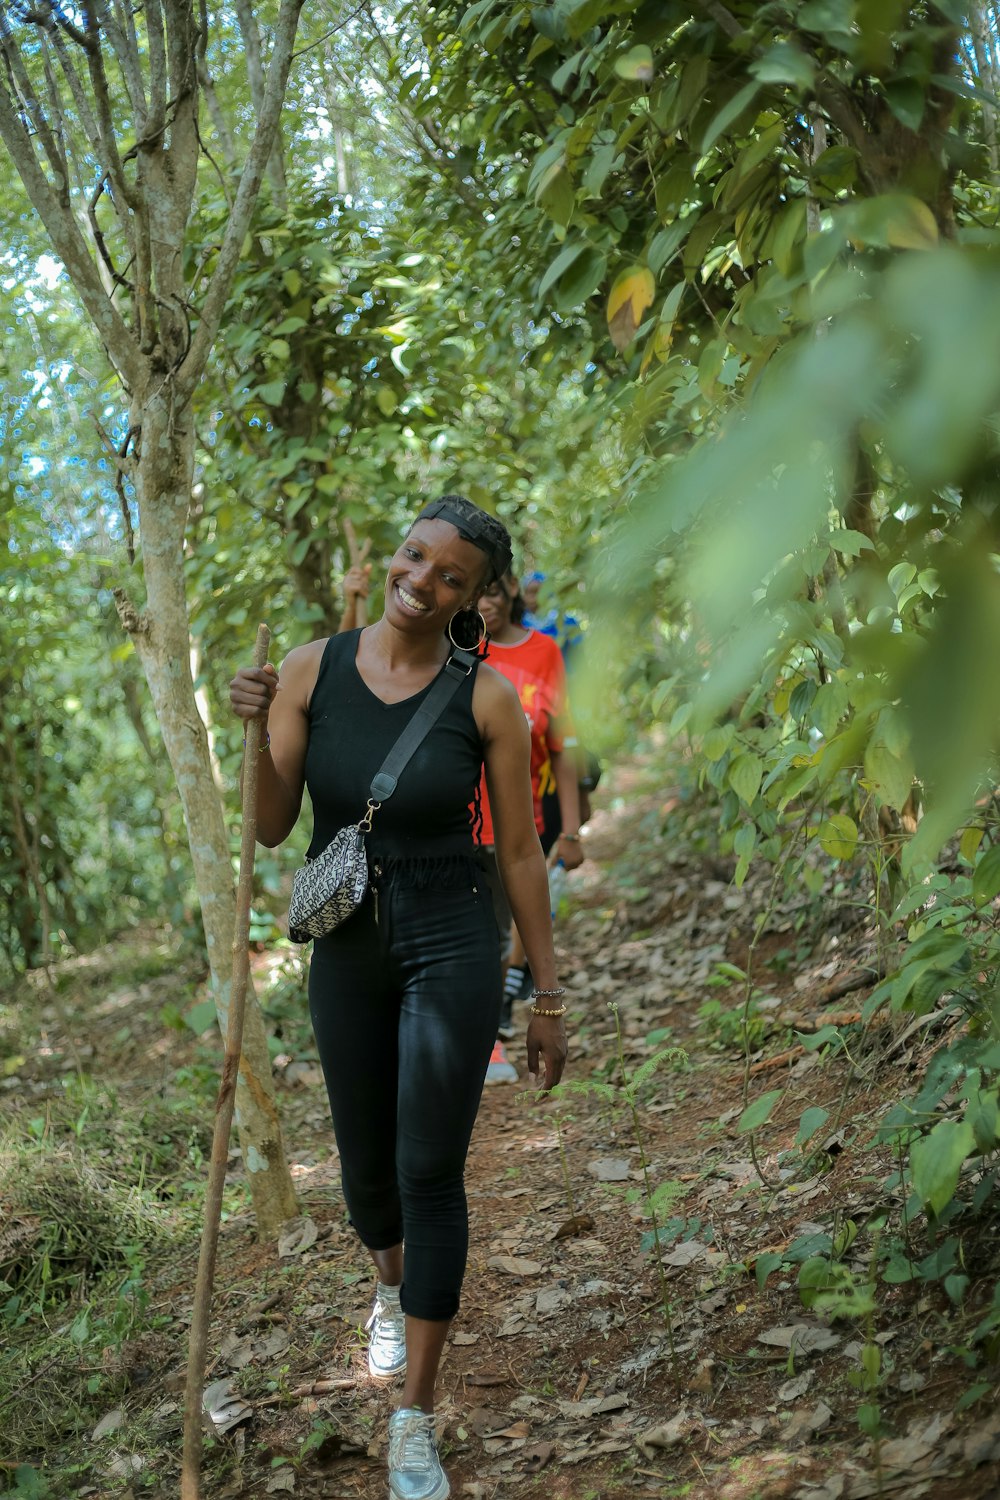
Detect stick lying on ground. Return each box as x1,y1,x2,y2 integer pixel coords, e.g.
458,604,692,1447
181,623,271,1500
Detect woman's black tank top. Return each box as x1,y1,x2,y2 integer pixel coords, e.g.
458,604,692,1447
304,629,483,877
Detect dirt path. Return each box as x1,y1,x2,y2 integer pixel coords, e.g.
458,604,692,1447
5,758,1000,1498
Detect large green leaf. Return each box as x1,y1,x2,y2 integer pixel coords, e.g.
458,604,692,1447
910,1119,975,1217
737,1089,782,1134
972,846,1000,907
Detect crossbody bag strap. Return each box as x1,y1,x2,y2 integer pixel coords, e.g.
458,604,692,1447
365,648,477,809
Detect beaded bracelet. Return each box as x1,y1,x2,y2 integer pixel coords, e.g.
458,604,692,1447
243,730,271,752
530,1003,567,1018
531,986,566,999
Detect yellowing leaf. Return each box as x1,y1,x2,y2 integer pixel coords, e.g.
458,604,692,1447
885,195,939,250
607,266,656,351
652,283,684,364
818,814,858,861
614,45,654,82
864,740,914,809
959,825,984,866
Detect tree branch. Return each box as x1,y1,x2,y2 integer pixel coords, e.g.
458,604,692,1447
179,0,304,400
0,71,144,390
96,0,147,123
695,0,745,40
145,0,167,137
233,0,266,112
39,31,70,189
0,7,70,203
81,5,139,216
196,0,237,170
46,17,102,150
232,0,288,211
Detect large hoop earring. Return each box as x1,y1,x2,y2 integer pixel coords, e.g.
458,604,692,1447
447,608,487,651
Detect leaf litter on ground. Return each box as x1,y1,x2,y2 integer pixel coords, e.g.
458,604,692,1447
10,753,1000,1498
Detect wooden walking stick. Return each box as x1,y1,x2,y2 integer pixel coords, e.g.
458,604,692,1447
343,516,371,626
181,623,271,1500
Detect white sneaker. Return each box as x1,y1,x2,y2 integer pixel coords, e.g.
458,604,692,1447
484,1040,517,1084
366,1281,406,1380
388,1407,449,1500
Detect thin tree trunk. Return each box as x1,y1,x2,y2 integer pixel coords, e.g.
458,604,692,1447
0,0,306,1236
322,57,351,196
972,1,999,175
190,631,225,794
116,395,297,1234
1,720,48,967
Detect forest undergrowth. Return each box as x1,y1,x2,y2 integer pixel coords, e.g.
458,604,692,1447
3,750,1000,1500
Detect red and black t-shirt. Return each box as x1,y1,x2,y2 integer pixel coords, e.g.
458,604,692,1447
475,629,569,846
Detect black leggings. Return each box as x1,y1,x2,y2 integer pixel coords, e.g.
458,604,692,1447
308,875,501,1321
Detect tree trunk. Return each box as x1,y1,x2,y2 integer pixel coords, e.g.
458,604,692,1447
117,387,298,1235
972,2,999,175
190,631,225,795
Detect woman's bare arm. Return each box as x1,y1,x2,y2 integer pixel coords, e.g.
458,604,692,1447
230,640,324,847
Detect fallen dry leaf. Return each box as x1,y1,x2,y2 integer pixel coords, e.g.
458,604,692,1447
91,1408,124,1442
758,1324,841,1355
660,1240,707,1268
522,1440,555,1473
492,1420,531,1439
961,1410,1000,1466
878,1411,953,1471
487,1255,542,1276
103,1452,144,1479
561,1437,632,1464
265,1470,295,1493
535,1284,573,1316
638,1408,692,1457
553,1214,595,1239
783,1400,833,1443
588,1157,631,1181
793,1477,846,1500
277,1215,318,1258
467,1407,511,1436
558,1392,629,1419
202,1377,253,1435
777,1371,815,1403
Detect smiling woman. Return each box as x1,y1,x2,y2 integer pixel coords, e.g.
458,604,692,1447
229,493,566,1500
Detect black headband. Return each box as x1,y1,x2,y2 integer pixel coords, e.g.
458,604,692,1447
416,496,513,585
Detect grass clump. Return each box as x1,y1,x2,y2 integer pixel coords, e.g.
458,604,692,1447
0,1084,207,1491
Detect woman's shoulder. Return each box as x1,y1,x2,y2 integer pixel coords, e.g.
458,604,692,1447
472,660,523,721
279,634,348,706
280,636,333,673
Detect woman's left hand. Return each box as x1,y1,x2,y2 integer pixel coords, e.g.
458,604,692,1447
557,833,584,871
527,1015,568,1092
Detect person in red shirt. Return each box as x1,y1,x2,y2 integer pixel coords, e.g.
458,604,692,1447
475,571,584,1080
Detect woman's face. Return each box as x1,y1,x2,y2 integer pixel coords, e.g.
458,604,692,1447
521,577,541,613
478,575,515,636
384,520,487,631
